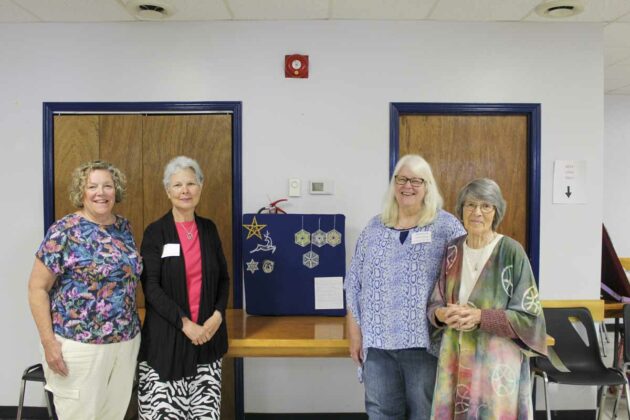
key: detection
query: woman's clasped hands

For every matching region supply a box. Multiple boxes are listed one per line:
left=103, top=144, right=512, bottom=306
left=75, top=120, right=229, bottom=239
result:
left=436, top=303, right=481, bottom=332
left=182, top=311, right=223, bottom=346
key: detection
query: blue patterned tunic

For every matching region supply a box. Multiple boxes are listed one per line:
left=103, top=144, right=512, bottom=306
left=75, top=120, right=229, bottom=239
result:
left=345, top=210, right=465, bottom=354
left=36, top=213, right=142, bottom=344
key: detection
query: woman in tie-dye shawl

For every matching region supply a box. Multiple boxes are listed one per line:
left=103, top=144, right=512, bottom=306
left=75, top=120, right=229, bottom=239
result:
left=427, top=178, right=547, bottom=420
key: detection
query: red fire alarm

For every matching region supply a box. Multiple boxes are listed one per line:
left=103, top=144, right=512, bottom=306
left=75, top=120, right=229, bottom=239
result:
left=285, top=54, right=309, bottom=78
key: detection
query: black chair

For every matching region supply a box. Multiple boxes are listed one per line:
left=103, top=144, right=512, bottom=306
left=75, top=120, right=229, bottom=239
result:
left=531, top=307, right=630, bottom=420
left=16, top=363, right=55, bottom=420
left=611, top=304, right=630, bottom=418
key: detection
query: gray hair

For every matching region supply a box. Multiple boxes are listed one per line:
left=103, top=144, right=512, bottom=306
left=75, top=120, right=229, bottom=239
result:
left=163, top=156, right=204, bottom=189
left=455, top=178, right=506, bottom=231
left=381, top=154, right=443, bottom=228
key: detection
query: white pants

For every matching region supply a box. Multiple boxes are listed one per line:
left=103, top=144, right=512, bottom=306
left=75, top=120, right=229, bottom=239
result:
left=42, top=334, right=140, bottom=420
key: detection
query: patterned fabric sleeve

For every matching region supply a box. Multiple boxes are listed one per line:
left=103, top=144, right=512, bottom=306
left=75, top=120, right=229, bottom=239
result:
left=503, top=240, right=548, bottom=356
left=345, top=225, right=369, bottom=326
left=35, top=220, right=69, bottom=276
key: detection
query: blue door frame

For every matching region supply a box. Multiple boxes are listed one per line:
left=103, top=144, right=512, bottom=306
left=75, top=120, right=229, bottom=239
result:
left=389, top=102, right=541, bottom=280
left=42, top=101, right=245, bottom=418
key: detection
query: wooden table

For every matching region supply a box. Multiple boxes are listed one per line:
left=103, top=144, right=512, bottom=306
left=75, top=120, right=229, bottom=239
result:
left=226, top=309, right=349, bottom=358
left=224, top=309, right=554, bottom=356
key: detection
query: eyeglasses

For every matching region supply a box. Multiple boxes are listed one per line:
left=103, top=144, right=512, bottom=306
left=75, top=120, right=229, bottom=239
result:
left=395, top=176, right=425, bottom=187
left=463, top=201, right=495, bottom=214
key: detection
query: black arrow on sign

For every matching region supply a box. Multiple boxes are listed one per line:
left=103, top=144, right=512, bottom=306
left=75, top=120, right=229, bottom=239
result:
left=565, top=186, right=572, bottom=198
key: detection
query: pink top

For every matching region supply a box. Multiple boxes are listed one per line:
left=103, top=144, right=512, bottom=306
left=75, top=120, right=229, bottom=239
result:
left=175, top=221, right=203, bottom=323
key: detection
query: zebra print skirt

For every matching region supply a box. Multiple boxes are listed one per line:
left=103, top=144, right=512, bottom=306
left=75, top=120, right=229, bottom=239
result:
left=138, top=360, right=222, bottom=419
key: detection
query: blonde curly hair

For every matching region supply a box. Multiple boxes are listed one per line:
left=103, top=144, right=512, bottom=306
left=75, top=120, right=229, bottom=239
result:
left=68, top=160, right=127, bottom=208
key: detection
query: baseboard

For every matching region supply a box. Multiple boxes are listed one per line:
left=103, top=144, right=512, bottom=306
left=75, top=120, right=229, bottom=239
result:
left=0, top=407, right=595, bottom=420
left=0, top=406, right=50, bottom=418
left=534, top=410, right=596, bottom=419
left=245, top=415, right=367, bottom=420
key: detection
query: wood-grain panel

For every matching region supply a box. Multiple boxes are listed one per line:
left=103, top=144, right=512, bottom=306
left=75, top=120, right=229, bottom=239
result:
left=400, top=114, right=527, bottom=247
left=53, top=115, right=99, bottom=219
left=99, top=115, right=144, bottom=245
left=141, top=114, right=234, bottom=419
left=99, top=115, right=146, bottom=309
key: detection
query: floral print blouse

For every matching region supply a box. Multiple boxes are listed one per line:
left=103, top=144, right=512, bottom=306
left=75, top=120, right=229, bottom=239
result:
left=36, top=213, right=142, bottom=344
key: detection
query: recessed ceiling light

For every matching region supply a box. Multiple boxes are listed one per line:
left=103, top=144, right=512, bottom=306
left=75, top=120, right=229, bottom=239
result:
left=125, top=0, right=175, bottom=21
left=535, top=0, right=584, bottom=19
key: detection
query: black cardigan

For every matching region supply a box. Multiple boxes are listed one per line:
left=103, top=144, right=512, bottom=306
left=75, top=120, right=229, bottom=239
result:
left=138, top=211, right=229, bottom=381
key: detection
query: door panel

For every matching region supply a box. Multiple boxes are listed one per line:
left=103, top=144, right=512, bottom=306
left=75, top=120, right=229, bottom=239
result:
left=53, top=115, right=99, bottom=220
left=399, top=114, right=528, bottom=247
left=100, top=115, right=144, bottom=244
left=53, top=113, right=235, bottom=419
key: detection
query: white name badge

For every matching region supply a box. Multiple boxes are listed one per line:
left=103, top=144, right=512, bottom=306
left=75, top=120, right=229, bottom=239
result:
left=161, top=243, right=181, bottom=258
left=411, top=231, right=432, bottom=244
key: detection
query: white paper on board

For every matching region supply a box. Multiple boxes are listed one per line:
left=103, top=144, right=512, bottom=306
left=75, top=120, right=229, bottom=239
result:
left=314, top=276, right=344, bottom=310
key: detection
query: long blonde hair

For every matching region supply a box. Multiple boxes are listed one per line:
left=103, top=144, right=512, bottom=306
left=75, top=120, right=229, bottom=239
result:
left=381, top=154, right=443, bottom=228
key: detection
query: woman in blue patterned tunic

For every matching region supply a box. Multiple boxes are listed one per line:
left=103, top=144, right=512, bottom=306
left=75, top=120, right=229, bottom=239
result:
left=345, top=154, right=465, bottom=420
left=28, top=160, right=141, bottom=420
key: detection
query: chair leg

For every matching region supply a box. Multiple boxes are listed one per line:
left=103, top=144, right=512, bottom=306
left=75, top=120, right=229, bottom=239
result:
left=16, top=378, right=26, bottom=420
left=624, top=380, right=630, bottom=420
left=596, top=385, right=607, bottom=420
left=600, top=322, right=608, bottom=357
left=541, top=372, right=551, bottom=420
left=44, top=389, right=54, bottom=420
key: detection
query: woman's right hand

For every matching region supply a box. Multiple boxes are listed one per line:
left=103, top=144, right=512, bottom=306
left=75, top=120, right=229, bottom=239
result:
left=347, top=313, right=364, bottom=365
left=42, top=337, right=68, bottom=376
left=182, top=317, right=209, bottom=345
left=437, top=304, right=464, bottom=329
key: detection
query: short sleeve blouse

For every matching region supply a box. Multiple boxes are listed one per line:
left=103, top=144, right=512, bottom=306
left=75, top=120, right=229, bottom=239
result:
left=36, top=213, right=142, bottom=344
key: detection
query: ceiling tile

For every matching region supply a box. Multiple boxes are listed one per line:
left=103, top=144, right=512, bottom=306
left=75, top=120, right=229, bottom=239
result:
left=14, top=0, right=133, bottom=22
left=227, top=0, right=329, bottom=20
left=165, top=0, right=231, bottom=20
left=603, top=0, right=630, bottom=21
left=605, top=77, right=630, bottom=91
left=0, top=0, right=38, bottom=21
left=430, top=0, right=540, bottom=21
left=607, top=83, right=630, bottom=94
left=331, top=0, right=435, bottom=20
left=605, top=57, right=630, bottom=80
left=605, top=46, right=630, bottom=65
left=604, top=22, right=630, bottom=47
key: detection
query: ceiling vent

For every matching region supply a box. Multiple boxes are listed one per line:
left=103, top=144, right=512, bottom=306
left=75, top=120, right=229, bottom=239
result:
left=124, top=0, right=175, bottom=20
left=535, top=0, right=584, bottom=18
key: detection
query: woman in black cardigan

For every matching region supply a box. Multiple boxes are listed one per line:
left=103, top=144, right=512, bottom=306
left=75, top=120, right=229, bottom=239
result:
left=138, top=156, right=229, bottom=419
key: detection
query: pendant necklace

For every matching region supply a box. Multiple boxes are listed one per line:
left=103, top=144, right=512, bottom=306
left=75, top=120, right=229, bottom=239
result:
left=181, top=221, right=195, bottom=240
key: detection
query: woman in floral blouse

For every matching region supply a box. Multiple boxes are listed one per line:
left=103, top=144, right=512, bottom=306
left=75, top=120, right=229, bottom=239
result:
left=28, top=160, right=141, bottom=420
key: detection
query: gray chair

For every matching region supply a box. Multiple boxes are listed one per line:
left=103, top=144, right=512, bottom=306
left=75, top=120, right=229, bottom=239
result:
left=16, top=363, right=54, bottom=420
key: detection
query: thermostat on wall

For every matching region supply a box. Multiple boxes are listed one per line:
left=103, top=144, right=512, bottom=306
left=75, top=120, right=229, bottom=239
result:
left=309, top=180, right=334, bottom=195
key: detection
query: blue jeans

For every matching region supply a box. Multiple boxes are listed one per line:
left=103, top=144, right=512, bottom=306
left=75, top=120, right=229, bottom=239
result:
left=363, top=347, right=437, bottom=420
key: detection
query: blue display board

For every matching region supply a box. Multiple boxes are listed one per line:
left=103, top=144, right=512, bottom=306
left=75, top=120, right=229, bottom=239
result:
left=241, top=213, right=346, bottom=316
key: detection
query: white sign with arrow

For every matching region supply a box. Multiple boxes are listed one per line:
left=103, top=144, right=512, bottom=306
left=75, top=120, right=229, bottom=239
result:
left=553, top=160, right=587, bottom=204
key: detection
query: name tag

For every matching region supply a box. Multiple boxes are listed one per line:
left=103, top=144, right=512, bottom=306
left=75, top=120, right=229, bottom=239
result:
left=411, top=231, right=432, bottom=244
left=161, top=243, right=181, bottom=258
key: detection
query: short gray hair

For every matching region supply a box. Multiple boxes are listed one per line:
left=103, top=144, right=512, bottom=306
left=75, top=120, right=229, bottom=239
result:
left=455, top=178, right=506, bottom=231
left=163, top=156, right=204, bottom=189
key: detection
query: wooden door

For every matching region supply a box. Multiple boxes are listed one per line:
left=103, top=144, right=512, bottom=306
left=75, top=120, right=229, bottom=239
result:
left=53, top=113, right=235, bottom=419
left=399, top=114, right=528, bottom=247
